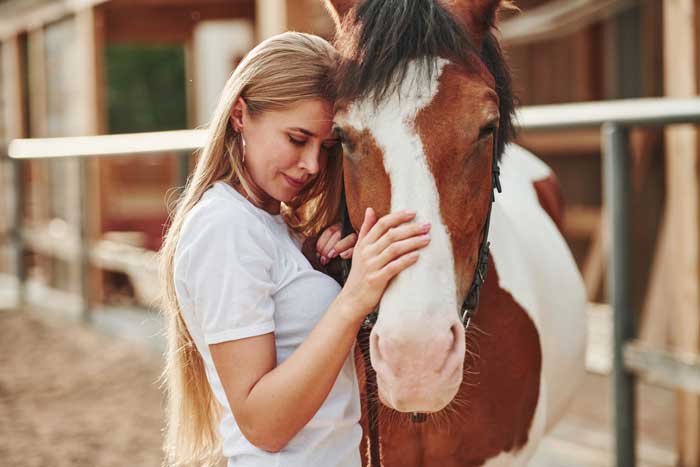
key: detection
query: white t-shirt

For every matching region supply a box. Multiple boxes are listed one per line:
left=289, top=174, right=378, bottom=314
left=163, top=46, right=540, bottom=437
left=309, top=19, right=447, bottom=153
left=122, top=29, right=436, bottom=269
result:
left=173, top=181, right=362, bottom=467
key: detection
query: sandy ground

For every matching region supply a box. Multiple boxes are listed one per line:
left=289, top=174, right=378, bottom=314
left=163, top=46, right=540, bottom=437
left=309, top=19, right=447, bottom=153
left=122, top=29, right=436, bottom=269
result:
left=0, top=307, right=675, bottom=467
left=0, top=309, right=166, bottom=467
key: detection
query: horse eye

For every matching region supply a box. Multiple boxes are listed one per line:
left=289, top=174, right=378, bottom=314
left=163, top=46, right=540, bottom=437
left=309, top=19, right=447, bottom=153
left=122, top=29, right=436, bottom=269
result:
left=478, top=122, right=497, bottom=140
left=335, top=128, right=356, bottom=154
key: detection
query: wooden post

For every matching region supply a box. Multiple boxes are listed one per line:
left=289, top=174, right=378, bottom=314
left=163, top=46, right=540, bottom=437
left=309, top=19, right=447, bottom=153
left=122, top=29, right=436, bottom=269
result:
left=255, top=0, right=287, bottom=41
left=255, top=0, right=333, bottom=41
left=26, top=27, right=53, bottom=286
left=2, top=35, right=27, bottom=309
left=75, top=6, right=106, bottom=318
left=663, top=0, right=700, bottom=465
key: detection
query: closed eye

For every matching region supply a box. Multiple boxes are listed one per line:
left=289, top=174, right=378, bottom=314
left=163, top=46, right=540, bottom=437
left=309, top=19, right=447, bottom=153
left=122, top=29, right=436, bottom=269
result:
left=288, top=135, right=307, bottom=146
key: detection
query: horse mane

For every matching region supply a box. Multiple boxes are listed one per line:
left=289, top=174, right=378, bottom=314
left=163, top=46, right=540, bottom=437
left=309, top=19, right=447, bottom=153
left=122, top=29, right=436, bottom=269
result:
left=333, top=0, right=517, bottom=159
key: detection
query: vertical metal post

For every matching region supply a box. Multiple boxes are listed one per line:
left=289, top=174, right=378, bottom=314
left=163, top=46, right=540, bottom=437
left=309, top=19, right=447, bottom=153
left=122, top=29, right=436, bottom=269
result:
left=11, top=158, right=25, bottom=310
left=603, top=123, right=636, bottom=467
left=78, top=158, right=91, bottom=322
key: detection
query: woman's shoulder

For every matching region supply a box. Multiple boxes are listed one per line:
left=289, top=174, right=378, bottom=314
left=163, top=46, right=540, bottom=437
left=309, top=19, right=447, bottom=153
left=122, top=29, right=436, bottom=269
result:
left=179, top=182, right=276, bottom=254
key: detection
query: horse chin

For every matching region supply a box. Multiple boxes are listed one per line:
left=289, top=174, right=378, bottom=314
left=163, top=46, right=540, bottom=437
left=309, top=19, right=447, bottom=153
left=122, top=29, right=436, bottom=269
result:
left=376, top=373, right=463, bottom=413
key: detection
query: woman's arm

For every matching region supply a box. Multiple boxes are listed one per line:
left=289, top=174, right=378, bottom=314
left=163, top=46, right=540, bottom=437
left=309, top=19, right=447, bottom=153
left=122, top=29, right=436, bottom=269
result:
left=209, top=208, right=431, bottom=452
left=209, top=291, right=362, bottom=452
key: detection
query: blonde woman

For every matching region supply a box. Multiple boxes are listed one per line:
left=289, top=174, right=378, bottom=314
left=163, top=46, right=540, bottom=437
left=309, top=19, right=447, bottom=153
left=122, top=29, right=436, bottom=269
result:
left=159, top=32, right=431, bottom=467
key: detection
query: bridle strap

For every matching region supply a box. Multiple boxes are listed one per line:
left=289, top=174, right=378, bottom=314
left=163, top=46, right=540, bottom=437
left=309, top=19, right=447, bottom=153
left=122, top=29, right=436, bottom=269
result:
left=461, top=128, right=501, bottom=326
left=338, top=130, right=502, bottom=466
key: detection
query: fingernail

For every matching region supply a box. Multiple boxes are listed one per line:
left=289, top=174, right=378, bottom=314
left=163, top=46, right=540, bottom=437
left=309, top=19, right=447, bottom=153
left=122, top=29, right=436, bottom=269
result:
left=340, top=250, right=351, bottom=258
left=321, top=256, right=328, bottom=265
left=329, top=249, right=337, bottom=258
left=422, top=234, right=431, bottom=241
left=421, top=222, right=432, bottom=231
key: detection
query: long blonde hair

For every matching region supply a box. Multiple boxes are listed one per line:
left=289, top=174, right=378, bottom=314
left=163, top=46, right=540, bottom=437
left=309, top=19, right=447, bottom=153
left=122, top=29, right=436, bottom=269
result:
left=158, top=32, right=341, bottom=467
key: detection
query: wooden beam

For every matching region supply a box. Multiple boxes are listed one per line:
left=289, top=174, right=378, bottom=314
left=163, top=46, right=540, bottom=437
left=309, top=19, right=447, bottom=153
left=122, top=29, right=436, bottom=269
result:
left=2, top=36, right=27, bottom=142
left=515, top=128, right=601, bottom=157
left=663, top=0, right=700, bottom=465
left=104, top=3, right=254, bottom=43
left=0, top=0, right=110, bottom=41
left=639, top=212, right=670, bottom=348
left=624, top=340, right=700, bottom=393
left=499, top=0, right=638, bottom=47
left=26, top=27, right=53, bottom=283
left=76, top=6, right=106, bottom=307
left=580, top=209, right=607, bottom=301
left=255, top=0, right=286, bottom=41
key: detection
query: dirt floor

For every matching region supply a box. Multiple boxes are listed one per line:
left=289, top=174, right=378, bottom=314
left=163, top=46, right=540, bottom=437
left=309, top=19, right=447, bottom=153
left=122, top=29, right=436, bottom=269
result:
left=0, top=307, right=676, bottom=467
left=0, top=309, right=166, bottom=467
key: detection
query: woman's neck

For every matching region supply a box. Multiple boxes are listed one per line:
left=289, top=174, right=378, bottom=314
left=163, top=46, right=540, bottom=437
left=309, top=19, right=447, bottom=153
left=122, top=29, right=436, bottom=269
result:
left=232, top=181, right=281, bottom=215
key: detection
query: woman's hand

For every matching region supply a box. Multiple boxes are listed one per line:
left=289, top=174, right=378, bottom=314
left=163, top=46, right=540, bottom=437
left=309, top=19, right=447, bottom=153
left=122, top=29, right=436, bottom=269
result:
left=339, top=207, right=431, bottom=321
left=316, top=223, right=358, bottom=265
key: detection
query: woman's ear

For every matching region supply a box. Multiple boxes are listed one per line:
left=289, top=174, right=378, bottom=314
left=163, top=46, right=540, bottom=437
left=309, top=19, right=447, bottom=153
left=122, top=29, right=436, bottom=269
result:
left=230, top=97, right=246, bottom=131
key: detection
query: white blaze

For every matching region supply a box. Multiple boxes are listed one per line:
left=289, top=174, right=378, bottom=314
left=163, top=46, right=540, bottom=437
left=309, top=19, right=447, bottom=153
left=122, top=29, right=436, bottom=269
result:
left=339, top=58, right=456, bottom=329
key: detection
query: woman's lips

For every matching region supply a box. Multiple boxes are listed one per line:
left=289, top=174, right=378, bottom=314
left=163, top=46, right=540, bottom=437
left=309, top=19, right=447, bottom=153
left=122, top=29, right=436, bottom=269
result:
left=282, top=173, right=305, bottom=189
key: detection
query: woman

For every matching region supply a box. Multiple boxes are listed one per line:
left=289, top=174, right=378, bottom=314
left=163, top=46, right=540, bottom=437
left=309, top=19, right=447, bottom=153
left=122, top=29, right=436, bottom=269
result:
left=159, top=32, right=431, bottom=467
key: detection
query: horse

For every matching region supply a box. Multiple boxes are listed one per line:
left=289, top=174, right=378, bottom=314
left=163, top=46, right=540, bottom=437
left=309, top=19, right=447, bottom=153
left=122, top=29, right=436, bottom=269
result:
left=323, top=1, right=588, bottom=466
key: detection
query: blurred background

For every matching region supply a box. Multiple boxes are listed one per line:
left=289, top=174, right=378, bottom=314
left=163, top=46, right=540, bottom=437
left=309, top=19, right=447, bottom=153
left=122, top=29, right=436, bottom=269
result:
left=0, top=0, right=698, bottom=466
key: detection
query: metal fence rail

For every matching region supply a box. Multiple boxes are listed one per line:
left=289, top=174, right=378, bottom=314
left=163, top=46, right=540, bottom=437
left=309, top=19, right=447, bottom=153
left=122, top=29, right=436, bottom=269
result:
left=517, top=96, right=700, bottom=467
left=6, top=96, right=700, bottom=466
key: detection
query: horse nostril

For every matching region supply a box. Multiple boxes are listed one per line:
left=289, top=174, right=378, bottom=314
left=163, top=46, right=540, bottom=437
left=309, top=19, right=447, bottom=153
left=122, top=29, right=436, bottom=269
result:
left=450, top=322, right=462, bottom=352
left=371, top=331, right=383, bottom=362
left=438, top=322, right=465, bottom=375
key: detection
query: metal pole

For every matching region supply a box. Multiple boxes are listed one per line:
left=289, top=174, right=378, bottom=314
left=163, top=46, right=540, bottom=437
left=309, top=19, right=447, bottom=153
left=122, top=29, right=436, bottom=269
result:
left=603, top=123, right=636, bottom=467
left=78, top=158, right=91, bottom=322
left=11, top=158, right=25, bottom=310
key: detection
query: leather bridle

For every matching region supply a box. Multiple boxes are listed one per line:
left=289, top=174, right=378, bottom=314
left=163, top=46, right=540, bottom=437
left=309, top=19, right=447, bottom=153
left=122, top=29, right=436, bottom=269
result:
left=337, top=129, right=502, bottom=467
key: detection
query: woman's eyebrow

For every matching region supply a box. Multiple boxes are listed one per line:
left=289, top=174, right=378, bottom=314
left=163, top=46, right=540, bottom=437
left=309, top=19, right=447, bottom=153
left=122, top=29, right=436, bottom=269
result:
left=288, top=127, right=316, bottom=137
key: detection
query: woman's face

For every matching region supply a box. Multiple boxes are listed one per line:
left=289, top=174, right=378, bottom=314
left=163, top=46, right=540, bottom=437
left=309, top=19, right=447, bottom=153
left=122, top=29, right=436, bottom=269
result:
left=236, top=98, right=338, bottom=212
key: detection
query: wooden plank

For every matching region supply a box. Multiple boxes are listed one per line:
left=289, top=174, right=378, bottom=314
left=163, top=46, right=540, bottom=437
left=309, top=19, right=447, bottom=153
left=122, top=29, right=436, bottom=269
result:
left=0, top=0, right=110, bottom=41
left=580, top=210, right=606, bottom=301
left=499, top=0, right=638, bottom=47
left=563, top=204, right=601, bottom=238
left=104, top=3, right=254, bottom=43
left=26, top=27, right=53, bottom=281
left=76, top=6, right=105, bottom=308
left=255, top=0, right=286, bottom=41
left=515, top=128, right=601, bottom=157
left=2, top=36, right=27, bottom=142
left=639, top=212, right=670, bottom=348
left=663, top=0, right=700, bottom=464
left=624, top=341, right=700, bottom=394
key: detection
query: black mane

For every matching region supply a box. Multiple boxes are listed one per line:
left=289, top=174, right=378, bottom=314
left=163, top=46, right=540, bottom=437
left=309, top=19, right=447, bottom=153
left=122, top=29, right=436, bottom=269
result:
left=333, top=0, right=517, bottom=158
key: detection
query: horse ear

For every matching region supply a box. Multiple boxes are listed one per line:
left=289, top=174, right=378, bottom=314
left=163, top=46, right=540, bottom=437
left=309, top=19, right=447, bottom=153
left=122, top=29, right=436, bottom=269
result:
left=441, top=0, right=515, bottom=46
left=323, top=0, right=360, bottom=29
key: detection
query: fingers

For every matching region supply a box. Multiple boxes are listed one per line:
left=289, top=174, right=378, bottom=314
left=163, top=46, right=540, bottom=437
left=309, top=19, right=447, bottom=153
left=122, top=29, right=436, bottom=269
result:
left=371, top=221, right=431, bottom=257
left=373, top=232, right=430, bottom=269
left=358, top=207, right=377, bottom=241
left=339, top=247, right=354, bottom=259
left=333, top=233, right=358, bottom=257
left=379, top=250, right=420, bottom=279
left=316, top=223, right=340, bottom=259
left=364, top=210, right=416, bottom=244
left=321, top=230, right=342, bottom=258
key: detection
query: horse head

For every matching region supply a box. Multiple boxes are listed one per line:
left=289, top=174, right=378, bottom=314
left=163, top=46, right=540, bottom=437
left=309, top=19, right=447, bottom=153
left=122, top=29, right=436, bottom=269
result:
left=327, top=0, right=516, bottom=413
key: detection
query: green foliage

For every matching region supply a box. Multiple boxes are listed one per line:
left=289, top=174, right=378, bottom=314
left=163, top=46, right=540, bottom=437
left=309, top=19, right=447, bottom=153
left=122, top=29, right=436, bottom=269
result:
left=106, top=44, right=187, bottom=134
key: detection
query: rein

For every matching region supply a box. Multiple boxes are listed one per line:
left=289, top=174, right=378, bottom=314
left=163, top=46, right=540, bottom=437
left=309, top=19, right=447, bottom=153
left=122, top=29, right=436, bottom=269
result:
left=338, top=130, right=502, bottom=467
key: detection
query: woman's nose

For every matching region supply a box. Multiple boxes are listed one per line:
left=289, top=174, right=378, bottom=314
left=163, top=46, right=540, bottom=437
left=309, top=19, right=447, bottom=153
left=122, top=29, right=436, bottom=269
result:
left=299, top=146, right=320, bottom=174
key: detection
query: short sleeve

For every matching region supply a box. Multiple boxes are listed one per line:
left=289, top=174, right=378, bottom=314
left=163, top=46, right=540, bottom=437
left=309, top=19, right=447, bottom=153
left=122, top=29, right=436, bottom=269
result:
left=178, top=203, right=277, bottom=344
